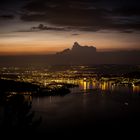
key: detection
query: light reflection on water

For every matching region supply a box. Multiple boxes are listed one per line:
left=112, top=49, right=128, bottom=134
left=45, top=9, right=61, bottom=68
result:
left=30, top=78, right=140, bottom=132
left=31, top=78, right=140, bottom=111
left=133, top=85, right=140, bottom=93
left=46, top=78, right=140, bottom=94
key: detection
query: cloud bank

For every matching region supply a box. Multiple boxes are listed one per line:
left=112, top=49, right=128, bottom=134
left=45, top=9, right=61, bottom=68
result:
left=20, top=0, right=140, bottom=32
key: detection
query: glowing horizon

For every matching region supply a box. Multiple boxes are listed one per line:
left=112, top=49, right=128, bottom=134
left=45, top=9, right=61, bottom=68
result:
left=0, top=0, right=140, bottom=55
left=0, top=30, right=140, bottom=55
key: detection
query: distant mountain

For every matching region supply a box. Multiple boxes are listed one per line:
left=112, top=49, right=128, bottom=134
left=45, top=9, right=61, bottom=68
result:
left=54, top=42, right=140, bottom=65
left=56, top=42, right=96, bottom=55
left=0, top=42, right=140, bottom=66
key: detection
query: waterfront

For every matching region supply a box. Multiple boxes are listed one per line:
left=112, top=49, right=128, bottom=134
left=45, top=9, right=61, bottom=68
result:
left=31, top=87, right=140, bottom=134
left=0, top=65, right=140, bottom=134
left=0, top=65, right=140, bottom=94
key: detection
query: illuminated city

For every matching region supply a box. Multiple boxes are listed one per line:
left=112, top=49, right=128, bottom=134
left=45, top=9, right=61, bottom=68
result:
left=0, top=0, right=140, bottom=136
left=0, top=65, right=140, bottom=94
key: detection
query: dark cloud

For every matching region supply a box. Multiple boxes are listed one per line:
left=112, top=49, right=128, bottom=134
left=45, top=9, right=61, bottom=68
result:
left=1, top=0, right=140, bottom=32
left=30, top=24, right=67, bottom=31
left=0, top=14, right=15, bottom=20
left=71, top=33, right=80, bottom=36
left=0, top=0, right=29, bottom=19
left=0, top=0, right=29, bottom=5
left=120, top=30, right=134, bottom=33
left=21, top=0, right=112, bottom=29
left=19, top=0, right=140, bottom=32
left=113, top=6, right=140, bottom=17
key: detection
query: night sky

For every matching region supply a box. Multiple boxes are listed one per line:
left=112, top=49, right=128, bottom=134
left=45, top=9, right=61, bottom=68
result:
left=0, top=0, right=140, bottom=55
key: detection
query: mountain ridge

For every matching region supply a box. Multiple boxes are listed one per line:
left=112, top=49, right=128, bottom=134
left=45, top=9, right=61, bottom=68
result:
left=0, top=42, right=140, bottom=66
left=56, top=42, right=96, bottom=55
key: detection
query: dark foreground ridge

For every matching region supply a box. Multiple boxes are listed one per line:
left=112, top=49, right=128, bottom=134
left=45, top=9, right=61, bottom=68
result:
left=0, top=79, right=75, bottom=97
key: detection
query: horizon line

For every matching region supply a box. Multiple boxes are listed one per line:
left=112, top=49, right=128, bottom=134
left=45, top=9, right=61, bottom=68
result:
left=0, top=49, right=140, bottom=56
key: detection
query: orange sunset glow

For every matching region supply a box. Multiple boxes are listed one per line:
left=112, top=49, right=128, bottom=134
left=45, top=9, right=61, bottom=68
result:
left=0, top=0, right=140, bottom=136
left=0, top=30, right=140, bottom=55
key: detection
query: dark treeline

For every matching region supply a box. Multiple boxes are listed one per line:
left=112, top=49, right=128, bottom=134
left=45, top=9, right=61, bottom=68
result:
left=0, top=79, right=39, bottom=93
left=0, top=79, right=76, bottom=97
left=0, top=94, right=42, bottom=131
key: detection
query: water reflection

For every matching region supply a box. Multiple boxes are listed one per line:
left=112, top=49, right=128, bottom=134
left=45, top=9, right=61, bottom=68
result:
left=133, top=85, right=140, bottom=93
left=29, top=78, right=140, bottom=133
left=63, top=78, right=140, bottom=93
left=73, top=79, right=140, bottom=93
left=31, top=84, right=140, bottom=133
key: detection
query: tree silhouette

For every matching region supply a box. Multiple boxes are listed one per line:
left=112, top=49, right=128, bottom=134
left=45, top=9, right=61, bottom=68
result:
left=2, top=94, right=42, bottom=132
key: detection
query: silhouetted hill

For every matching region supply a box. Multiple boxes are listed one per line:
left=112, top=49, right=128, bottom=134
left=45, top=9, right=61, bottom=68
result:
left=56, top=42, right=96, bottom=55
left=0, top=42, right=140, bottom=66
left=55, top=42, right=140, bottom=65
left=0, top=79, right=39, bottom=93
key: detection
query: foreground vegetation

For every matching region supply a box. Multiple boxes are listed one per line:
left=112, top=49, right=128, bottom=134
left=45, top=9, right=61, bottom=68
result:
left=0, top=79, right=78, bottom=98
